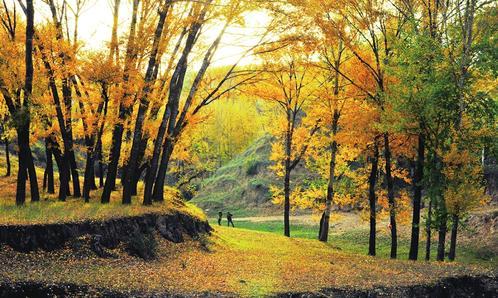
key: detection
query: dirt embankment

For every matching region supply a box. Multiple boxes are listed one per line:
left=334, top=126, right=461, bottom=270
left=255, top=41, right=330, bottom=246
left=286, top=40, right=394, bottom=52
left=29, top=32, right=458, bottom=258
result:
left=0, top=212, right=211, bottom=252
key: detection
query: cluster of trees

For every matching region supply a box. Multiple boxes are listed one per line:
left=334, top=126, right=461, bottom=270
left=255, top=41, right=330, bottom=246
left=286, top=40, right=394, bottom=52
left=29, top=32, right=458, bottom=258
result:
left=0, top=0, right=277, bottom=205
left=260, top=0, right=496, bottom=262
left=0, top=0, right=495, bottom=264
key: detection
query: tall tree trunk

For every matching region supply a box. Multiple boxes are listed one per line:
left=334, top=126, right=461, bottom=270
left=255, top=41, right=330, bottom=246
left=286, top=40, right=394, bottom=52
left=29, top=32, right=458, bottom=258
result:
left=44, top=137, right=55, bottom=194
left=150, top=4, right=211, bottom=203
left=52, top=141, right=70, bottom=200
left=4, top=138, right=10, bottom=177
left=383, top=133, right=397, bottom=259
left=16, top=128, right=28, bottom=205
left=144, top=106, right=170, bottom=204
left=409, top=133, right=425, bottom=260
left=437, top=210, right=447, bottom=261
left=101, top=124, right=124, bottom=203
left=82, top=137, right=95, bottom=202
left=109, top=0, right=121, bottom=63
left=152, top=141, right=173, bottom=202
left=448, top=213, right=459, bottom=261
left=101, top=0, right=139, bottom=204
left=283, top=106, right=293, bottom=238
left=16, top=0, right=39, bottom=204
left=319, top=111, right=339, bottom=242
left=425, top=198, right=432, bottom=261
left=368, top=139, right=379, bottom=256
left=122, top=2, right=169, bottom=204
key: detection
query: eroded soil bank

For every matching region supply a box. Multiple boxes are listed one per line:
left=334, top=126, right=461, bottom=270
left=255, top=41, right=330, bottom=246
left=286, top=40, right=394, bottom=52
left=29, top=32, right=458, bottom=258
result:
left=0, top=212, right=211, bottom=252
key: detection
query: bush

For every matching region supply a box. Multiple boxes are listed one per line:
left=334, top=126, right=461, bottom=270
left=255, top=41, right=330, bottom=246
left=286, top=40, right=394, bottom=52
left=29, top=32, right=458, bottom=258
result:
left=126, top=229, right=158, bottom=260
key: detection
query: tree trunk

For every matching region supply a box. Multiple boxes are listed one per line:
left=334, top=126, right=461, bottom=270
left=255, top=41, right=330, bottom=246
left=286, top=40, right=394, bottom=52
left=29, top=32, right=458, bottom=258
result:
left=448, top=213, right=459, bottom=261
left=144, top=106, right=171, bottom=204
left=437, top=210, right=447, bottom=261
left=15, top=128, right=28, bottom=205
left=101, top=0, right=139, bottom=204
left=425, top=198, right=432, bottom=261
left=44, top=137, right=55, bottom=194
left=368, top=139, right=379, bottom=256
left=5, top=138, right=10, bottom=177
left=122, top=2, right=169, bottom=204
left=16, top=0, right=39, bottom=204
left=101, top=124, right=124, bottom=203
left=383, top=133, right=397, bottom=259
left=409, top=133, right=425, bottom=260
left=283, top=165, right=291, bottom=237
left=52, top=142, right=70, bottom=200
left=82, top=139, right=94, bottom=202
left=319, top=111, right=339, bottom=242
left=150, top=7, right=210, bottom=203
left=152, top=141, right=173, bottom=202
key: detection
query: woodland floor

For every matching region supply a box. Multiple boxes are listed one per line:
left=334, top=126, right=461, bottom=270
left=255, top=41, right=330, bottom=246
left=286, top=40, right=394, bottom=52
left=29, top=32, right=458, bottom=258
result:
left=0, top=154, right=205, bottom=225
left=223, top=210, right=498, bottom=268
left=0, top=226, right=494, bottom=297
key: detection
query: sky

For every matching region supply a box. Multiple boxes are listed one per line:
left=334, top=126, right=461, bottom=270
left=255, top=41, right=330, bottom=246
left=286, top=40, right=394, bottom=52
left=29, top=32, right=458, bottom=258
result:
left=27, top=0, right=272, bottom=67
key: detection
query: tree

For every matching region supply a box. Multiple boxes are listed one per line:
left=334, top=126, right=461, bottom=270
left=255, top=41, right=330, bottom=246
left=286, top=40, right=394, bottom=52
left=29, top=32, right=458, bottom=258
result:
left=253, top=45, right=320, bottom=237
left=0, top=0, right=40, bottom=204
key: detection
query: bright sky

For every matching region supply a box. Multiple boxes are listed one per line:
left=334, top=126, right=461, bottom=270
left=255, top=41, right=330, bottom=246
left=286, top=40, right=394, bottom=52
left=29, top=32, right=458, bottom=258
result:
left=30, top=0, right=271, bottom=67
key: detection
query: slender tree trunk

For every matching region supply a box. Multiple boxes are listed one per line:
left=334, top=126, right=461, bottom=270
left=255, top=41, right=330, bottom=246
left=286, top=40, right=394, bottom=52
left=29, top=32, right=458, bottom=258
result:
left=383, top=133, right=397, bottom=259
left=4, top=138, right=10, bottom=177
left=122, top=2, right=169, bottom=204
left=152, top=141, right=173, bottom=202
left=16, top=128, right=28, bottom=205
left=144, top=106, right=171, bottom=204
left=409, top=133, right=425, bottom=260
left=425, top=198, right=432, bottom=261
left=52, top=142, right=70, bottom=200
left=16, top=0, right=39, bottom=204
left=448, top=213, right=459, bottom=261
left=368, top=139, right=379, bottom=256
left=101, top=124, right=124, bottom=203
left=437, top=210, right=447, bottom=261
left=150, top=6, right=210, bottom=203
left=101, top=0, right=139, bottom=204
left=83, top=137, right=94, bottom=202
left=283, top=166, right=291, bottom=237
left=44, top=137, right=55, bottom=194
left=283, top=107, right=293, bottom=238
left=319, top=111, right=339, bottom=242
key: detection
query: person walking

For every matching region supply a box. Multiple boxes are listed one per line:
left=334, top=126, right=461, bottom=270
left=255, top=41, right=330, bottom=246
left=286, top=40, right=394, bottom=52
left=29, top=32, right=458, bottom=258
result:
left=227, top=212, right=234, bottom=227
left=218, top=211, right=223, bottom=226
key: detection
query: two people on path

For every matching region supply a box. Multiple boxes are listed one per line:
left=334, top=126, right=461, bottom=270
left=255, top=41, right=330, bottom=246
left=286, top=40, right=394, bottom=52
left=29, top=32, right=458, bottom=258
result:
left=218, top=211, right=235, bottom=227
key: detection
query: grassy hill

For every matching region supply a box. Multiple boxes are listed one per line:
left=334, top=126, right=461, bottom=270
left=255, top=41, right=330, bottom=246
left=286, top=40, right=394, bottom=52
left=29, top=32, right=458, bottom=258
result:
left=191, top=135, right=278, bottom=217
left=191, top=135, right=314, bottom=217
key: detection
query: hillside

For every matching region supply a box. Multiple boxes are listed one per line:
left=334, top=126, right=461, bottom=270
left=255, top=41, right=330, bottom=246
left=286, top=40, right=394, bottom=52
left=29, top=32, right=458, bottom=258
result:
left=191, top=135, right=314, bottom=217
left=191, top=135, right=278, bottom=217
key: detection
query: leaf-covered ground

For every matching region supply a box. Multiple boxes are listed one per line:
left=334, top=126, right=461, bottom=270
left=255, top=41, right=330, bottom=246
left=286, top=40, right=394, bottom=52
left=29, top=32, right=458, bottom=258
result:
left=0, top=226, right=493, bottom=297
left=0, top=154, right=205, bottom=225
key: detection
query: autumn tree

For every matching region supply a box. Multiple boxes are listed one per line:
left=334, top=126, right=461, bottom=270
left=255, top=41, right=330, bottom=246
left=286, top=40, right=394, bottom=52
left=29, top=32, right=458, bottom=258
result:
left=253, top=44, right=320, bottom=237
left=0, top=0, right=40, bottom=204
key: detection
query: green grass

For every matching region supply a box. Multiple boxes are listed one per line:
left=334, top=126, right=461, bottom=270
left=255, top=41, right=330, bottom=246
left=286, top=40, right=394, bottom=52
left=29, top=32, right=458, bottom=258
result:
left=212, top=217, right=498, bottom=268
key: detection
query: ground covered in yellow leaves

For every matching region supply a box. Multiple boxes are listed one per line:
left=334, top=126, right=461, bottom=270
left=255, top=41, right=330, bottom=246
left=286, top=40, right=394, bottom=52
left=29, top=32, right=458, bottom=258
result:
left=0, top=226, right=493, bottom=297
left=0, top=156, right=205, bottom=225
